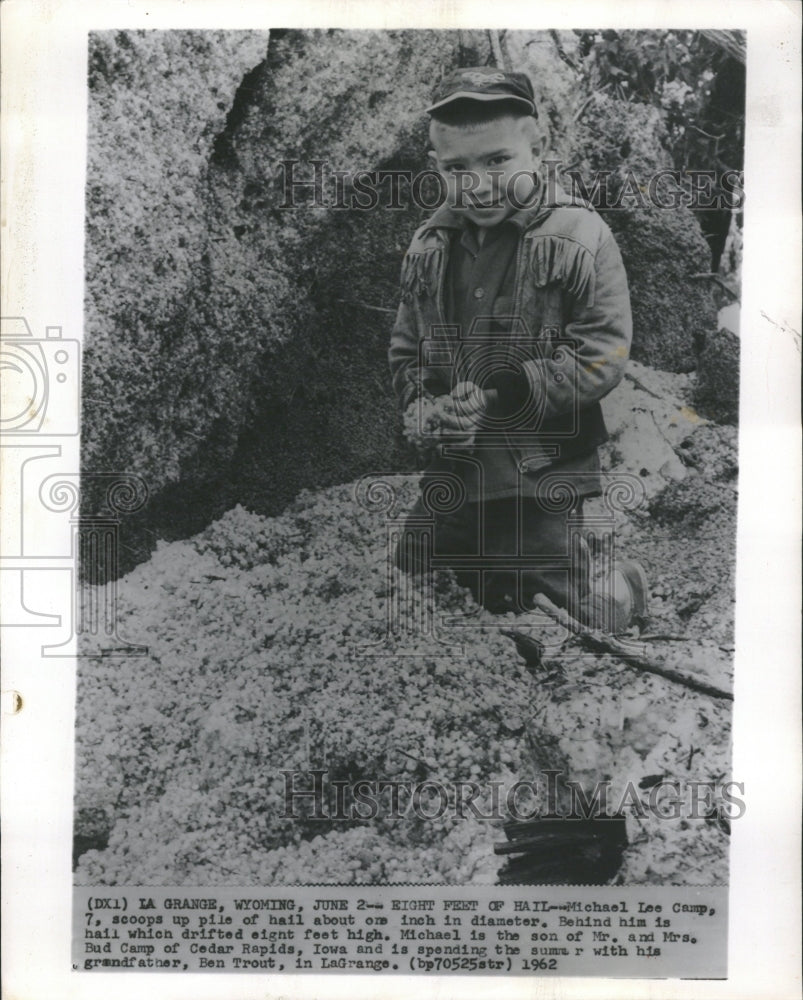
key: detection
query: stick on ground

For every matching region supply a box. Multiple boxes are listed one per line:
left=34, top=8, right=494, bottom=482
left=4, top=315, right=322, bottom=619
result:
left=522, top=593, right=733, bottom=701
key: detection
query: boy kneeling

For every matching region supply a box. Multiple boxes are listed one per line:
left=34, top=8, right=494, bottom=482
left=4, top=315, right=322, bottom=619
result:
left=389, top=67, right=647, bottom=631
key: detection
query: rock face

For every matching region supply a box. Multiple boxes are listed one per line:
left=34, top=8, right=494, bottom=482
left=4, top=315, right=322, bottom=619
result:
left=605, top=207, right=716, bottom=372
left=82, top=29, right=720, bottom=569
left=82, top=28, right=465, bottom=560
left=82, top=30, right=270, bottom=499
left=190, top=28, right=462, bottom=517
left=562, top=91, right=716, bottom=372
left=693, top=326, right=740, bottom=424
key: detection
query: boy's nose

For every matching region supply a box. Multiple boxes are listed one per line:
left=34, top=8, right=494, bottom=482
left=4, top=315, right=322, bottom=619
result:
left=480, top=171, right=506, bottom=201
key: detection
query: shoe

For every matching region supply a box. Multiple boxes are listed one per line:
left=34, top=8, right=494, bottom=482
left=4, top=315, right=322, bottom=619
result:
left=610, top=559, right=650, bottom=633
left=578, top=559, right=649, bottom=633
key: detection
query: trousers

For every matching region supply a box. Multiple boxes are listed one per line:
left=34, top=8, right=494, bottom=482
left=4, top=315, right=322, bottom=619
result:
left=394, top=494, right=591, bottom=615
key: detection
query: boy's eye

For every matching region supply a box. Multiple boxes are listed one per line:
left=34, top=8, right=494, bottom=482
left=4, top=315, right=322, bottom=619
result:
left=488, top=155, right=511, bottom=166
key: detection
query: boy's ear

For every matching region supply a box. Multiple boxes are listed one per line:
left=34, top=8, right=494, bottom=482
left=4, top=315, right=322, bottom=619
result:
left=427, top=149, right=439, bottom=170
left=531, top=133, right=548, bottom=158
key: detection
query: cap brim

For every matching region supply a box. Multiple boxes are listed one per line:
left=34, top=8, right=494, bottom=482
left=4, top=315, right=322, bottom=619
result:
left=426, top=91, right=535, bottom=115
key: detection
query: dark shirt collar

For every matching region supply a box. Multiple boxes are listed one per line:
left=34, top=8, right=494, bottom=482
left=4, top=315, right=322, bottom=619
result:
left=458, top=217, right=517, bottom=255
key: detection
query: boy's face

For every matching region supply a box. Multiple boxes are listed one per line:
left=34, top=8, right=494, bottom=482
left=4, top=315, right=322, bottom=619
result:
left=430, top=115, right=544, bottom=227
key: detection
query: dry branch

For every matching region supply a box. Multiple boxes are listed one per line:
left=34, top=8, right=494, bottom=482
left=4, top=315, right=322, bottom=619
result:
left=512, top=593, right=734, bottom=701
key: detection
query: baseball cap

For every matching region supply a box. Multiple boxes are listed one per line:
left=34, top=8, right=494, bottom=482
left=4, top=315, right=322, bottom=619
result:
left=427, top=66, right=537, bottom=117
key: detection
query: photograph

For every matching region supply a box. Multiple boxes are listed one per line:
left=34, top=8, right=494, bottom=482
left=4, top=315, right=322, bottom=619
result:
left=72, top=27, right=744, bottom=890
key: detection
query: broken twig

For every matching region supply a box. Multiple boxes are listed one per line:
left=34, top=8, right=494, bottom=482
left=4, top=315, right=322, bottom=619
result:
left=530, top=593, right=733, bottom=701
left=622, top=370, right=664, bottom=400
left=690, top=272, right=740, bottom=302
left=335, top=297, right=396, bottom=315
left=549, top=29, right=578, bottom=71
left=573, top=93, right=597, bottom=123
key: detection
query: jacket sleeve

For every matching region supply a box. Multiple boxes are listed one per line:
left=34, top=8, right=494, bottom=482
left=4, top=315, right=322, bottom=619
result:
left=487, top=233, right=632, bottom=420
left=388, top=251, right=452, bottom=410
left=388, top=292, right=421, bottom=412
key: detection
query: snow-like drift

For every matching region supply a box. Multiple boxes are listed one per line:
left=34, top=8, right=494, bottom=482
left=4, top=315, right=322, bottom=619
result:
left=75, top=370, right=736, bottom=887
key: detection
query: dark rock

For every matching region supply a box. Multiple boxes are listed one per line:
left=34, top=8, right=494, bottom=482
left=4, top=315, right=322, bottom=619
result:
left=675, top=423, right=738, bottom=481
left=566, top=90, right=672, bottom=184
left=648, top=476, right=736, bottom=530
left=604, top=207, right=718, bottom=372
left=693, top=326, right=740, bottom=424
left=82, top=28, right=464, bottom=570
left=559, top=92, right=718, bottom=372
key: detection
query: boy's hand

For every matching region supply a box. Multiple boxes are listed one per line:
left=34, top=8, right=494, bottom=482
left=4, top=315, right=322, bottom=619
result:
left=402, top=392, right=476, bottom=450
left=402, top=381, right=501, bottom=452
left=439, top=380, right=495, bottom=432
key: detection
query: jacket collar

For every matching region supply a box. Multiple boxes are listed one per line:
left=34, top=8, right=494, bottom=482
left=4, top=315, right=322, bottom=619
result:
left=420, top=176, right=592, bottom=235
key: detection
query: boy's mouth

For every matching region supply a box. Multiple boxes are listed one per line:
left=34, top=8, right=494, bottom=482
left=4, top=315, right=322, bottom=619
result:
left=471, top=205, right=507, bottom=217
left=467, top=199, right=505, bottom=210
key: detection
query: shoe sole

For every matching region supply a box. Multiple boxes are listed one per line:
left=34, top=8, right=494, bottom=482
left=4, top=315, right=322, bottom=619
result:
left=617, top=559, right=650, bottom=628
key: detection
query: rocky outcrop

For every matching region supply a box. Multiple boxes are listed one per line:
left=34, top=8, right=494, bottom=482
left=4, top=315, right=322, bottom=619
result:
left=82, top=30, right=270, bottom=495
left=693, top=326, right=740, bottom=424
left=82, top=29, right=462, bottom=561
left=560, top=86, right=717, bottom=372
left=606, top=206, right=716, bottom=372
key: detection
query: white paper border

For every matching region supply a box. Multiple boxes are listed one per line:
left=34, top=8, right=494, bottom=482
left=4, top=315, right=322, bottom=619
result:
left=1, top=1, right=800, bottom=998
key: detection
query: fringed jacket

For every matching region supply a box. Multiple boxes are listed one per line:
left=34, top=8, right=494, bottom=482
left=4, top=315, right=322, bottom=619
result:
left=388, top=183, right=633, bottom=496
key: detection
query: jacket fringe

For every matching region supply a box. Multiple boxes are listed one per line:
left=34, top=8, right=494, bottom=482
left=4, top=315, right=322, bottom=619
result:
left=525, top=235, right=596, bottom=309
left=400, top=248, right=442, bottom=303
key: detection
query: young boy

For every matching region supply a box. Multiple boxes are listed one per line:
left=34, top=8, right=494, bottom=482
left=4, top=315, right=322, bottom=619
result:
left=389, top=66, right=648, bottom=631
